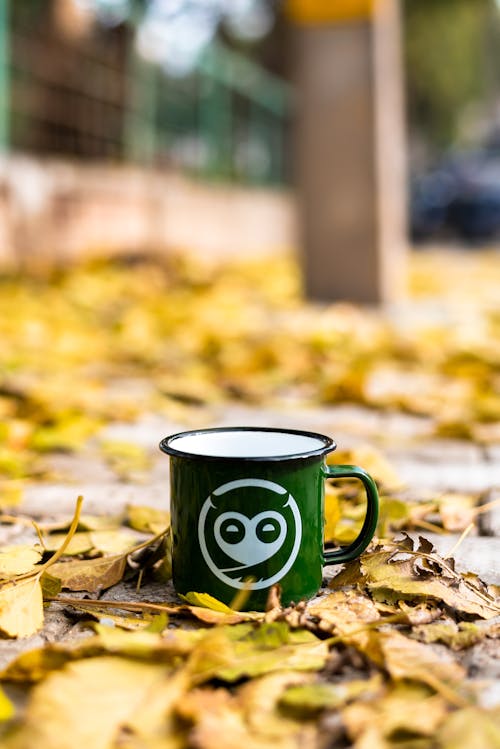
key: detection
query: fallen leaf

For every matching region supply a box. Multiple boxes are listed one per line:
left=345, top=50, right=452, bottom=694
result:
left=89, top=529, right=139, bottom=555
left=279, top=676, right=382, bottom=716
left=0, top=576, right=44, bottom=638
left=186, top=623, right=329, bottom=685
left=0, top=545, right=43, bottom=578
left=308, top=590, right=380, bottom=633
left=378, top=629, right=466, bottom=692
left=121, top=668, right=189, bottom=748
left=100, top=440, right=151, bottom=480
left=238, top=671, right=315, bottom=737
left=438, top=706, right=500, bottom=749
left=438, top=492, right=478, bottom=532
left=40, top=572, right=62, bottom=599
left=177, top=686, right=317, bottom=749
left=377, top=496, right=411, bottom=537
left=181, top=591, right=237, bottom=613
left=50, top=554, right=127, bottom=592
left=413, top=620, right=489, bottom=650
left=92, top=623, right=204, bottom=661
left=78, top=514, right=124, bottom=531
left=0, top=480, right=24, bottom=508
left=177, top=593, right=262, bottom=624
left=126, top=504, right=170, bottom=534
left=0, top=643, right=81, bottom=683
left=342, top=682, right=448, bottom=745
left=0, top=687, right=15, bottom=721
left=42, top=532, right=93, bottom=556
left=328, top=445, right=403, bottom=491
left=361, top=541, right=500, bottom=619
left=323, top=485, right=341, bottom=543
left=4, top=656, right=170, bottom=749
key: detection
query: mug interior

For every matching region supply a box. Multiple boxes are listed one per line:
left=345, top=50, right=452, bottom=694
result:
left=162, top=428, right=335, bottom=460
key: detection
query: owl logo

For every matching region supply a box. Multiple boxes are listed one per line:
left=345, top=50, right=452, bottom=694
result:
left=198, top=478, right=302, bottom=590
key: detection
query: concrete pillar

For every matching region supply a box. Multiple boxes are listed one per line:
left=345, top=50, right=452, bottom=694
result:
left=290, top=0, right=407, bottom=304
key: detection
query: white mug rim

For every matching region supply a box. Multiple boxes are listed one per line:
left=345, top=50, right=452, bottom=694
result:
left=159, top=426, right=336, bottom=462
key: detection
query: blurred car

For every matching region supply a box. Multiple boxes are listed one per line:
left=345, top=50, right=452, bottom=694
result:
left=410, top=139, right=500, bottom=243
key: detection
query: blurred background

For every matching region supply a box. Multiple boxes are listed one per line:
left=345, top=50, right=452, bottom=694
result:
left=0, top=0, right=500, bottom=294
left=0, top=0, right=500, bottom=511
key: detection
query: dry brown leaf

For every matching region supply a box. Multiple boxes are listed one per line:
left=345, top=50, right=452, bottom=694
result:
left=238, top=671, right=315, bottom=737
left=88, top=529, right=139, bottom=555
left=50, top=553, right=127, bottom=592
left=308, top=590, right=380, bottom=632
left=361, top=541, right=500, bottom=620
left=342, top=682, right=448, bottom=746
left=378, top=629, right=465, bottom=690
left=177, top=687, right=316, bottom=749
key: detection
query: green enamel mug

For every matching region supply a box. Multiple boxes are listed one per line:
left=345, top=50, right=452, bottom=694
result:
left=160, top=427, right=379, bottom=610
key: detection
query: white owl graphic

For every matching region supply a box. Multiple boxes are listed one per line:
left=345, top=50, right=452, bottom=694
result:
left=198, top=478, right=302, bottom=590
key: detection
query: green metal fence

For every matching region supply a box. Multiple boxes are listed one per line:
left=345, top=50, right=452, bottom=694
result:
left=0, top=0, right=292, bottom=186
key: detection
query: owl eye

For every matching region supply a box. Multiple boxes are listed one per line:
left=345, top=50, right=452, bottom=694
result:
left=220, top=517, right=245, bottom=544
left=256, top=517, right=282, bottom=544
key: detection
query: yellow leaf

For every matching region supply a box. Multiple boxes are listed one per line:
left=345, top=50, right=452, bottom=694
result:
left=0, top=545, right=43, bottom=577
left=177, top=686, right=316, bottom=749
left=100, top=440, right=151, bottom=480
left=187, top=623, right=329, bottom=684
left=279, top=675, right=382, bottom=716
left=379, top=630, right=465, bottom=689
left=413, top=620, right=488, bottom=651
left=6, top=656, right=170, bottom=749
left=361, top=543, right=500, bottom=619
left=89, top=529, right=139, bottom=555
left=181, top=591, right=237, bottom=613
left=324, top=485, right=341, bottom=543
left=342, top=682, right=448, bottom=745
left=239, top=671, right=314, bottom=735
left=183, top=605, right=263, bottom=625
left=92, top=623, right=203, bottom=661
left=126, top=504, right=170, bottom=534
left=438, top=706, right=500, bottom=749
left=328, top=445, right=402, bottom=490
left=43, top=532, right=93, bottom=556
left=123, top=669, right=189, bottom=746
left=438, top=492, right=477, bottom=532
left=0, top=480, right=24, bottom=508
left=0, top=687, right=15, bottom=721
left=0, top=576, right=44, bottom=638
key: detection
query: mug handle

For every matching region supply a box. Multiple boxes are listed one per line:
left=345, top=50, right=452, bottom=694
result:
left=322, top=464, right=379, bottom=565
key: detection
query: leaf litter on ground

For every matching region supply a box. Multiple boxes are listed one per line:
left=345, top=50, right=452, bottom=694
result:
left=0, top=495, right=498, bottom=748
left=1, top=252, right=500, bottom=498
left=1, top=253, right=500, bottom=744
